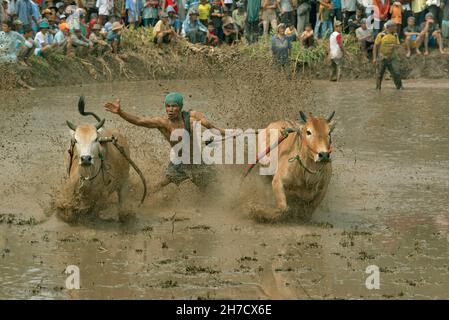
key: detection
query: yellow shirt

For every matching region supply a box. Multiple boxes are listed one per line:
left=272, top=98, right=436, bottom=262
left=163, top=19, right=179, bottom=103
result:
left=374, top=32, right=400, bottom=58
left=198, top=3, right=211, bottom=20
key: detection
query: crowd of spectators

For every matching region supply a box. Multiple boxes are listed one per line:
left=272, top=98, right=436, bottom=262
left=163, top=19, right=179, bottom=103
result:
left=0, top=0, right=448, bottom=67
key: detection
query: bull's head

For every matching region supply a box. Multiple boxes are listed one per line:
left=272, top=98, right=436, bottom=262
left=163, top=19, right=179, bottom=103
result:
left=298, top=111, right=336, bottom=163
left=66, top=119, right=105, bottom=167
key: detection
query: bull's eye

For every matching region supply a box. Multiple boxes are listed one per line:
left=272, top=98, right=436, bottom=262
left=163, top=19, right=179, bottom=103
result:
left=306, top=129, right=312, bottom=136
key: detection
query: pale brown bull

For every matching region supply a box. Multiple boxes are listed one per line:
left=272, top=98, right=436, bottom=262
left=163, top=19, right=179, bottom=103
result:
left=252, top=111, right=336, bottom=221
left=59, top=97, right=131, bottom=223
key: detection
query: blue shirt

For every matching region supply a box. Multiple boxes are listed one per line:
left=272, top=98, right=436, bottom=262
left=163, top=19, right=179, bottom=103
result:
left=182, top=18, right=207, bottom=36
left=271, top=34, right=294, bottom=65
left=332, top=0, right=341, bottom=9
left=16, top=0, right=33, bottom=25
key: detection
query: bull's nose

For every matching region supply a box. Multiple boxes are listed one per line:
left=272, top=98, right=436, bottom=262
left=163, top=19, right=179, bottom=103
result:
left=318, top=152, right=330, bottom=162
left=80, top=155, right=92, bottom=165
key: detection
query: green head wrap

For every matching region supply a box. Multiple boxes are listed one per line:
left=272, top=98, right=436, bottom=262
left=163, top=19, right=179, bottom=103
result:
left=164, top=92, right=184, bottom=109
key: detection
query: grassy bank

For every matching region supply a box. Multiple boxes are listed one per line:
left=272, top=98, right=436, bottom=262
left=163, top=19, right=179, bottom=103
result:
left=1, top=28, right=448, bottom=90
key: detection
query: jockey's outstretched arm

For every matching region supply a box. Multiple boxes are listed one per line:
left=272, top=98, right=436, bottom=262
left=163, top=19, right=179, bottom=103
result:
left=104, top=99, right=164, bottom=129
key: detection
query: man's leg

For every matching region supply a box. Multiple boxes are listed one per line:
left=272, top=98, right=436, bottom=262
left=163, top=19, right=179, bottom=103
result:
left=388, top=58, right=403, bottom=89
left=376, top=58, right=387, bottom=90
left=424, top=33, right=429, bottom=55
left=433, top=31, right=445, bottom=53
left=405, top=36, right=412, bottom=57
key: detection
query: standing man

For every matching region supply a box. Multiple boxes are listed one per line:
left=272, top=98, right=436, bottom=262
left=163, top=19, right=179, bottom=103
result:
left=329, top=20, right=344, bottom=81
left=373, top=20, right=403, bottom=90
left=245, top=0, right=262, bottom=44
left=15, top=0, right=33, bottom=30
left=103, top=93, right=230, bottom=192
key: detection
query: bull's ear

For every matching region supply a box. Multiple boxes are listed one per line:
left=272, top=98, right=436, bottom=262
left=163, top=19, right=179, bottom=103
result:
left=329, top=120, right=337, bottom=133
left=96, top=118, right=105, bottom=130
left=66, top=121, right=76, bottom=131
left=299, top=111, right=308, bottom=123
left=327, top=111, right=336, bottom=123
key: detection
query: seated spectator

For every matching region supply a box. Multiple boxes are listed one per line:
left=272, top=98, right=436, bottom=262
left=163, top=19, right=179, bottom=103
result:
left=167, top=5, right=182, bottom=34
left=0, top=19, right=25, bottom=63
left=403, top=16, right=421, bottom=58
left=107, top=21, right=122, bottom=53
left=348, top=7, right=365, bottom=35
left=232, top=1, right=245, bottom=30
left=206, top=21, right=219, bottom=46
left=285, top=22, right=298, bottom=37
left=222, top=15, right=240, bottom=45
left=13, top=19, right=23, bottom=33
left=71, top=25, right=93, bottom=56
left=182, top=9, right=207, bottom=44
left=154, top=12, right=176, bottom=47
left=355, top=18, right=374, bottom=58
left=89, top=23, right=110, bottom=55
left=299, top=22, right=315, bottom=48
left=142, top=0, right=159, bottom=27
left=17, top=25, right=36, bottom=63
left=34, top=20, right=56, bottom=57
left=48, top=15, right=59, bottom=35
left=417, top=12, right=444, bottom=55
left=54, top=21, right=72, bottom=54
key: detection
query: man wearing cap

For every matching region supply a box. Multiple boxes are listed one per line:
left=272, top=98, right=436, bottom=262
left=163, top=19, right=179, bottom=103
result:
left=106, top=20, right=122, bottom=53
left=89, top=23, right=109, bottom=55
left=34, top=19, right=56, bottom=56
left=417, top=12, right=444, bottom=55
left=182, top=9, right=207, bottom=44
left=103, top=92, right=231, bottom=192
left=373, top=20, right=402, bottom=90
left=71, top=25, right=93, bottom=56
left=355, top=18, right=374, bottom=58
left=167, top=5, right=182, bottom=34
left=154, top=12, right=176, bottom=47
left=232, top=1, right=245, bottom=30
left=329, top=20, right=344, bottom=81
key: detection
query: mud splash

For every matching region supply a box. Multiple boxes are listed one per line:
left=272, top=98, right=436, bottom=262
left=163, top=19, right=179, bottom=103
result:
left=1, top=78, right=449, bottom=299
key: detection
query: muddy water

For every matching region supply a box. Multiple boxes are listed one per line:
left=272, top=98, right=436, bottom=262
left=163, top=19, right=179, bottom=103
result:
left=1, top=79, right=449, bottom=299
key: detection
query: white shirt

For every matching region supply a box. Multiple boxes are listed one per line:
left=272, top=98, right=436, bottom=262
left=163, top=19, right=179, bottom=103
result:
left=34, top=31, right=53, bottom=47
left=329, top=31, right=343, bottom=59
left=96, top=0, right=114, bottom=16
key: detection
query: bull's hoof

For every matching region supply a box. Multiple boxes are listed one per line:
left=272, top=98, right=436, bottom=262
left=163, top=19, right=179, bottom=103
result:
left=118, top=211, right=136, bottom=224
left=249, top=205, right=287, bottom=223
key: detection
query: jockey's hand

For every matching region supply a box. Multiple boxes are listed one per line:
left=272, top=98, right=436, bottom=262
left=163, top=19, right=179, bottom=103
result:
left=104, top=99, right=121, bottom=114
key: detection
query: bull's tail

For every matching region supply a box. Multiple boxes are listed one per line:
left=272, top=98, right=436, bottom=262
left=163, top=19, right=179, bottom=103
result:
left=78, top=96, right=102, bottom=122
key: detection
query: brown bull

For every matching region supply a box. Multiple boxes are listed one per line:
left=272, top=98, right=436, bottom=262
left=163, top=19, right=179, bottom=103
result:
left=253, top=111, right=336, bottom=221
left=59, top=97, right=130, bottom=223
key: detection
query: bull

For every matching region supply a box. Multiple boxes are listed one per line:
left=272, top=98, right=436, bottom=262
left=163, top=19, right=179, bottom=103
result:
left=59, top=97, right=131, bottom=223
left=251, top=111, right=336, bottom=221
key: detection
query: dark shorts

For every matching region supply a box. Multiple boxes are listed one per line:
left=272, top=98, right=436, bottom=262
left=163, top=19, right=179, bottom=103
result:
left=154, top=33, right=171, bottom=44
left=165, top=162, right=216, bottom=189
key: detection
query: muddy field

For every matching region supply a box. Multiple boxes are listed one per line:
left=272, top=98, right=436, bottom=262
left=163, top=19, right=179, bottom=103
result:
left=1, top=78, right=449, bottom=299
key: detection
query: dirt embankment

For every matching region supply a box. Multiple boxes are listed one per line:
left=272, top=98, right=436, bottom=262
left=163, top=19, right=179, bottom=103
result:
left=1, top=29, right=449, bottom=90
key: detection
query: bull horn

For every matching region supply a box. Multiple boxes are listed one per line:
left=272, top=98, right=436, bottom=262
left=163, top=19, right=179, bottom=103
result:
left=78, top=96, right=102, bottom=122
left=66, top=121, right=77, bottom=131
left=327, top=111, right=336, bottom=123
left=96, top=118, right=106, bottom=130
left=299, top=111, right=308, bottom=123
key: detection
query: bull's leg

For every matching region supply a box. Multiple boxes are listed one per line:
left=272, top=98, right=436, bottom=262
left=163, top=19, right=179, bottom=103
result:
left=272, top=176, right=289, bottom=212
left=117, top=181, right=135, bottom=223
